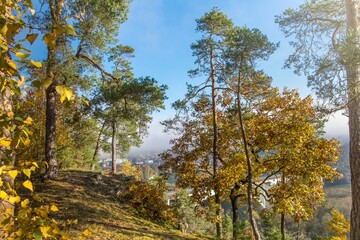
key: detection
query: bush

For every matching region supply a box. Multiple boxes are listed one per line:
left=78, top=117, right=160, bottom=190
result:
left=121, top=179, right=173, bottom=222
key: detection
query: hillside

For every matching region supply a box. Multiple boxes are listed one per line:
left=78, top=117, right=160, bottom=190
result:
left=34, top=170, right=209, bottom=240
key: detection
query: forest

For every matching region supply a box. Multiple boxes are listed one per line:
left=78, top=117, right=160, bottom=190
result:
left=0, top=0, right=359, bottom=239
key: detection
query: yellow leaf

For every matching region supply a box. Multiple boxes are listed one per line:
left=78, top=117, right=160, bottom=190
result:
left=52, top=226, right=60, bottom=235
left=55, top=85, right=65, bottom=95
left=65, top=88, right=73, bottom=101
left=1, top=24, right=8, bottom=36
left=60, top=94, right=66, bottom=103
left=30, top=60, right=42, bottom=68
left=44, top=33, right=56, bottom=48
left=29, top=8, right=35, bottom=15
left=15, top=52, right=30, bottom=60
left=32, top=162, right=39, bottom=168
left=50, top=205, right=59, bottom=212
left=7, top=111, right=14, bottom=118
left=8, top=170, right=18, bottom=179
left=23, top=138, right=31, bottom=147
left=21, top=199, right=29, bottom=208
left=23, top=169, right=31, bottom=178
left=0, top=138, right=11, bottom=149
left=7, top=60, right=17, bottom=70
left=0, top=178, right=3, bottom=186
left=15, top=229, right=23, bottom=237
left=17, top=76, right=25, bottom=87
left=40, top=226, right=51, bottom=238
left=26, top=33, right=38, bottom=44
left=23, top=180, right=33, bottom=192
left=80, top=229, right=91, bottom=239
left=23, top=117, right=33, bottom=125
left=9, top=196, right=20, bottom=204
left=0, top=190, right=8, bottom=200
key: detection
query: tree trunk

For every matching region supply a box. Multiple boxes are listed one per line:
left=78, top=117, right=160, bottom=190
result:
left=210, top=44, right=222, bottom=239
left=43, top=81, right=58, bottom=180
left=345, top=1, right=360, bottom=239
left=0, top=79, right=12, bottom=166
left=280, top=174, right=286, bottom=240
left=280, top=213, right=285, bottom=240
left=111, top=121, right=117, bottom=174
left=91, top=121, right=107, bottom=171
left=236, top=67, right=261, bottom=240
left=43, top=0, right=64, bottom=180
left=230, top=186, right=240, bottom=240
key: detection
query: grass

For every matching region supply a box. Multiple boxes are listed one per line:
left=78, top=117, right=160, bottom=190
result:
left=34, top=170, right=211, bottom=240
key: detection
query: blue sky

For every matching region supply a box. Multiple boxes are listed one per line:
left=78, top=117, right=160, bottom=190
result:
left=117, top=0, right=348, bottom=153
left=119, top=0, right=308, bottom=115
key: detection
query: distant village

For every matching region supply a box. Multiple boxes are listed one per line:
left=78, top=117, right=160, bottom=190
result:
left=99, top=152, right=162, bottom=180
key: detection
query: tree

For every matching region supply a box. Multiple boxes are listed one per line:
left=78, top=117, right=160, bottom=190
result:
left=95, top=75, right=167, bottom=173
left=161, top=94, right=233, bottom=237
left=224, top=26, right=278, bottom=240
left=275, top=1, right=360, bottom=237
left=28, top=0, right=131, bottom=180
left=249, top=89, right=341, bottom=240
left=182, top=8, right=233, bottom=238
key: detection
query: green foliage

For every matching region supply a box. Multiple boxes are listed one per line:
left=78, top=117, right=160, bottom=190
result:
left=222, top=213, right=233, bottom=240
left=260, top=210, right=282, bottom=240
left=275, top=0, right=359, bottom=110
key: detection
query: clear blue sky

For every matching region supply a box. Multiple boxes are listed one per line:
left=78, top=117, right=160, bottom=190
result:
left=118, top=0, right=348, bottom=153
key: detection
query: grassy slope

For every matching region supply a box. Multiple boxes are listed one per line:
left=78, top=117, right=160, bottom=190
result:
left=34, top=170, right=209, bottom=240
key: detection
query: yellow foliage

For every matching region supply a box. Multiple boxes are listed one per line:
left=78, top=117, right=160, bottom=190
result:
left=327, top=209, right=350, bottom=239
left=22, top=180, right=33, bottom=192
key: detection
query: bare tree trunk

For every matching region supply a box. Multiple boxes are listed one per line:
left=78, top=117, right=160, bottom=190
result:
left=210, top=45, right=222, bottom=239
left=91, top=121, right=107, bottom=171
left=281, top=213, right=285, bottom=240
left=43, top=81, right=58, bottom=180
left=236, top=68, right=261, bottom=240
left=230, top=185, right=240, bottom=240
left=43, top=31, right=58, bottom=181
left=43, top=0, right=64, bottom=180
left=280, top=174, right=286, bottom=240
left=111, top=121, right=117, bottom=174
left=345, top=1, right=360, bottom=239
